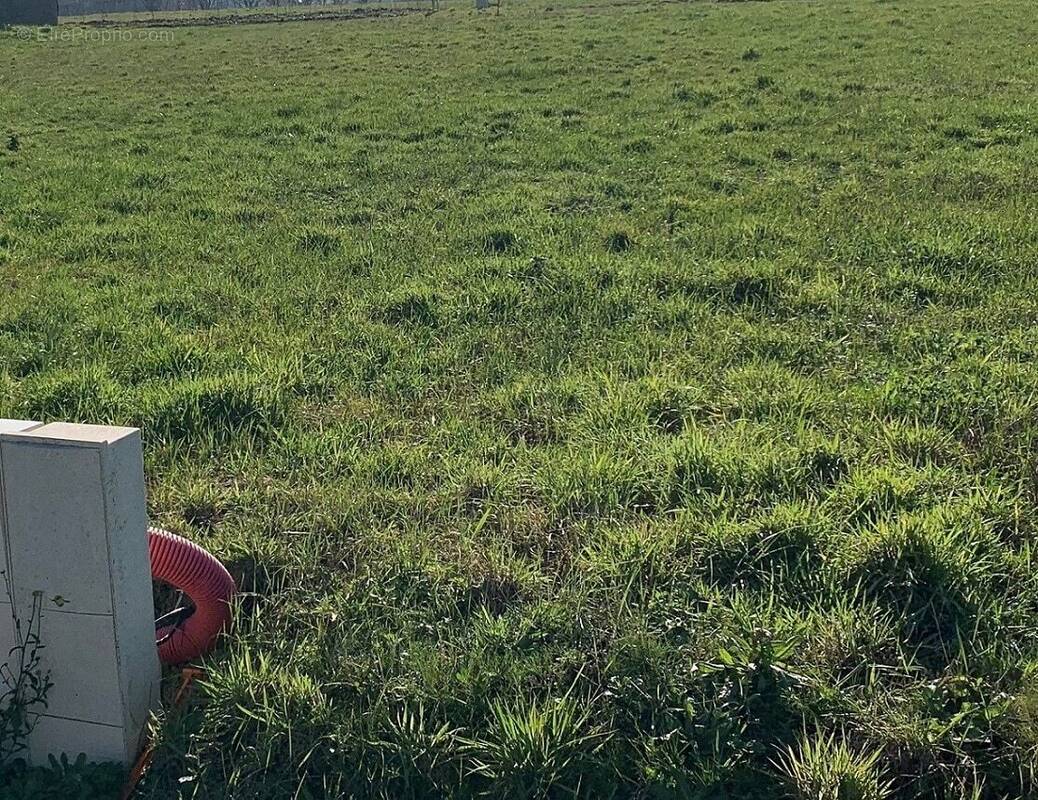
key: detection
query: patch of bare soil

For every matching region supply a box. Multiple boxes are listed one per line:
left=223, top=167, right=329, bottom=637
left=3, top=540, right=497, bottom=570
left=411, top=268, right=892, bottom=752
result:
left=76, top=6, right=426, bottom=29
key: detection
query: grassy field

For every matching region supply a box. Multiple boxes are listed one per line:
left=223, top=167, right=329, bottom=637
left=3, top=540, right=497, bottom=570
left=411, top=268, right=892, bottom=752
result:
left=2, top=0, right=1038, bottom=796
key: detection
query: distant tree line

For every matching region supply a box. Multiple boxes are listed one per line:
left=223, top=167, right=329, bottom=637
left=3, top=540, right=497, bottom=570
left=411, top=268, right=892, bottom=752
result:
left=60, top=0, right=404, bottom=16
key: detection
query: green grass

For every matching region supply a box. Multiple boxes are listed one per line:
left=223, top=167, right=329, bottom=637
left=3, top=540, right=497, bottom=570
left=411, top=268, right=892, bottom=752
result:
left=2, top=0, right=1038, bottom=796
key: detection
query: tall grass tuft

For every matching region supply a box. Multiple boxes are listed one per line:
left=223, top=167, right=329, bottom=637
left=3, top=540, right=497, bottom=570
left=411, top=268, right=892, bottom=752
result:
left=773, top=732, right=891, bottom=800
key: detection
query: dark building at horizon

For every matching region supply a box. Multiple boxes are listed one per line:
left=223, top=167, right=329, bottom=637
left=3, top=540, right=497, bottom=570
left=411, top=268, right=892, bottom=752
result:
left=1, top=0, right=59, bottom=24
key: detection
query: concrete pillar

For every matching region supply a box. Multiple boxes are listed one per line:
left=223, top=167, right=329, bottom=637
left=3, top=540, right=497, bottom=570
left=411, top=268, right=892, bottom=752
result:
left=0, top=421, right=160, bottom=766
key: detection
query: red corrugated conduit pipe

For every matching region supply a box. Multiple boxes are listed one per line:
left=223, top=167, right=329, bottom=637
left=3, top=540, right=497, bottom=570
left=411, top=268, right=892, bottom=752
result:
left=149, top=527, right=236, bottom=665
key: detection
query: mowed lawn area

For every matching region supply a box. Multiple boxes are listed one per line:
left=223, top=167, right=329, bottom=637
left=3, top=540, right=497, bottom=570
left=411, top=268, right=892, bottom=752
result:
left=2, top=0, right=1038, bottom=796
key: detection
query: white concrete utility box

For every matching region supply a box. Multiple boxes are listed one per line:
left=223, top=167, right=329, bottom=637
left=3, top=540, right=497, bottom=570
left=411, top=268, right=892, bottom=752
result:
left=0, top=421, right=160, bottom=765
